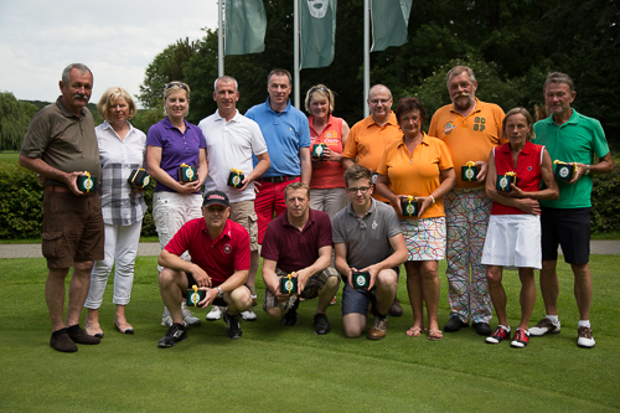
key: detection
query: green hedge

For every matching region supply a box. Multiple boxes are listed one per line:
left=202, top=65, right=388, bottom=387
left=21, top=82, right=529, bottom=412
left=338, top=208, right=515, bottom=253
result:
left=1, top=162, right=618, bottom=240
left=0, top=163, right=157, bottom=239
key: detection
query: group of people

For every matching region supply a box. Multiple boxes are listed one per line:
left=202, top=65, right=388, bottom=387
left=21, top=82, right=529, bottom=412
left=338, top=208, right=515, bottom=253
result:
left=20, top=63, right=612, bottom=353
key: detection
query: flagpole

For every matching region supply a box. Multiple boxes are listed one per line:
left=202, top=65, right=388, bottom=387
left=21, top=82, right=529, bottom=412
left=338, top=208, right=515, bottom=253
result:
left=294, top=0, right=300, bottom=109
left=218, top=0, right=224, bottom=77
left=363, top=0, right=370, bottom=118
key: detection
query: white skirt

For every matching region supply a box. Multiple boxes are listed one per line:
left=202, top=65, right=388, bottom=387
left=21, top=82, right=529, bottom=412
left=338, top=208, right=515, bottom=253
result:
left=481, top=214, right=542, bottom=269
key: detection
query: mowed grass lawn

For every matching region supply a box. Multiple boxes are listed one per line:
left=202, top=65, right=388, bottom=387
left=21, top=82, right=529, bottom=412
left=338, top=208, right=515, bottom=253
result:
left=1, top=255, right=619, bottom=413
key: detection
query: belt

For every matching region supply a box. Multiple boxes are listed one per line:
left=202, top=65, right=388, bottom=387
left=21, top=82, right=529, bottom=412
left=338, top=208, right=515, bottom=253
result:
left=453, top=186, right=484, bottom=193
left=258, top=175, right=299, bottom=184
left=45, top=185, right=72, bottom=194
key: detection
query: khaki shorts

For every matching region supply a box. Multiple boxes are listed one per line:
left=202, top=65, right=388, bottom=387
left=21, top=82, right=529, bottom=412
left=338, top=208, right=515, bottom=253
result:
left=42, top=191, right=104, bottom=269
left=230, top=200, right=258, bottom=251
left=263, top=267, right=339, bottom=313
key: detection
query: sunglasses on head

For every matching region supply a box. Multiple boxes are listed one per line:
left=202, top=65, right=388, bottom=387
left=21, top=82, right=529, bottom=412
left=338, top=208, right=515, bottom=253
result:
left=166, top=82, right=188, bottom=91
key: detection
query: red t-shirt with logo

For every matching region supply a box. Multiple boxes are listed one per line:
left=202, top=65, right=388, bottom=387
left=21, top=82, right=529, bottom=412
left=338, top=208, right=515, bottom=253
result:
left=165, top=218, right=250, bottom=286
left=309, top=114, right=346, bottom=189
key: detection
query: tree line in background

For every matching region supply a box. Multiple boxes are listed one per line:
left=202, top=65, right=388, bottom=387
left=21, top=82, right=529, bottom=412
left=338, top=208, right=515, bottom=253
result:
left=1, top=0, right=618, bottom=151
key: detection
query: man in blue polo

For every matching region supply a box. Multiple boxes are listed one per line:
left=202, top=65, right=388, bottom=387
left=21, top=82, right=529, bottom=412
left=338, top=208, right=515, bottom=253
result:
left=530, top=72, right=613, bottom=348
left=245, top=68, right=312, bottom=246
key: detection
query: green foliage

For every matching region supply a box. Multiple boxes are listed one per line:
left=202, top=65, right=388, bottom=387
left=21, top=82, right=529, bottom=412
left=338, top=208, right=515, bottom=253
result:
left=591, top=163, right=620, bottom=233
left=0, top=92, right=39, bottom=151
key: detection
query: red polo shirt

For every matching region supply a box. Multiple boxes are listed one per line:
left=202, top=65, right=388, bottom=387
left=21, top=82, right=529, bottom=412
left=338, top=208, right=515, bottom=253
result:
left=260, top=208, right=332, bottom=273
left=165, top=218, right=250, bottom=286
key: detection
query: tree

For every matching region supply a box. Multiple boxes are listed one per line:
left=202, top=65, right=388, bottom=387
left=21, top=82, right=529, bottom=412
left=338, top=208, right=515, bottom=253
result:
left=0, top=92, right=39, bottom=151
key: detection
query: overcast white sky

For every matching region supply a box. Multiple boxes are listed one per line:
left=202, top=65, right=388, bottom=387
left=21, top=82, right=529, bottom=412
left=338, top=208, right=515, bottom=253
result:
left=0, top=0, right=219, bottom=105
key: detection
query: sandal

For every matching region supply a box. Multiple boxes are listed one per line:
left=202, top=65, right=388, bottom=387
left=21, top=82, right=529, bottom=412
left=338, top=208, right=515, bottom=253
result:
left=428, top=329, right=443, bottom=341
left=405, top=326, right=426, bottom=337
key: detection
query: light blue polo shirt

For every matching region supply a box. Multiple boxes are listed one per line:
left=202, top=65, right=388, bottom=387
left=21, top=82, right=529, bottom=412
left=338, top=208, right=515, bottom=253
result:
left=245, top=98, right=311, bottom=178
left=532, top=109, right=610, bottom=209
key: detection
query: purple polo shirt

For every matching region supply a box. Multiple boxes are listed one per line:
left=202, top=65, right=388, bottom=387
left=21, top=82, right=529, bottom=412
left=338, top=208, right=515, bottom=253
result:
left=261, top=208, right=332, bottom=273
left=147, top=117, right=206, bottom=192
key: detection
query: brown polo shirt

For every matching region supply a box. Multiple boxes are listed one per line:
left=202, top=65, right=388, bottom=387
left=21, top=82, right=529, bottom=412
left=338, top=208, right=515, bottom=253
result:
left=20, top=96, right=100, bottom=187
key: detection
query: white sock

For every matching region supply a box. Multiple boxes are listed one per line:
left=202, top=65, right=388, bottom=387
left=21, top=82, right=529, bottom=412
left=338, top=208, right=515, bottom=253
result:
left=546, top=314, right=559, bottom=324
left=499, top=325, right=510, bottom=332
left=578, top=320, right=591, bottom=328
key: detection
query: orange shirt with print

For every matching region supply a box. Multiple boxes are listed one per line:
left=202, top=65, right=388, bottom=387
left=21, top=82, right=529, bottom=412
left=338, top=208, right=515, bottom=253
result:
left=342, top=112, right=402, bottom=202
left=428, top=98, right=505, bottom=189
left=377, top=133, right=454, bottom=219
left=309, top=114, right=345, bottom=189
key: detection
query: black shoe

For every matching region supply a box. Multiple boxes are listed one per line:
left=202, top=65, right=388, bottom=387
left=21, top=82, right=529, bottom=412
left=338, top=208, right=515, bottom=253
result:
left=444, top=314, right=468, bottom=332
left=282, top=297, right=299, bottom=326
left=50, top=329, right=78, bottom=353
left=314, top=313, right=331, bottom=335
left=158, top=323, right=187, bottom=348
left=473, top=322, right=492, bottom=336
left=67, top=325, right=101, bottom=345
left=388, top=298, right=403, bottom=317
left=223, top=312, right=242, bottom=340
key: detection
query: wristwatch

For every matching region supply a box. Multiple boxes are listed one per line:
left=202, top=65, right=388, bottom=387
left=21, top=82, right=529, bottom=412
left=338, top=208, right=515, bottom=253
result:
left=217, top=286, right=223, bottom=298
left=585, top=165, right=590, bottom=175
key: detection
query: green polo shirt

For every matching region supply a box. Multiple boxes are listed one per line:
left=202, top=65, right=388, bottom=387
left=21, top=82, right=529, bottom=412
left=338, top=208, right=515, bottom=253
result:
left=532, top=110, right=610, bottom=209
left=20, top=96, right=100, bottom=188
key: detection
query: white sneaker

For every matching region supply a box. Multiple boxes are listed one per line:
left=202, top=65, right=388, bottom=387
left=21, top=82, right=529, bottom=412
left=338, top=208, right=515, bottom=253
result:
left=529, top=318, right=561, bottom=336
left=181, top=302, right=202, bottom=326
left=577, top=326, right=596, bottom=348
left=206, top=306, right=224, bottom=321
left=240, top=309, right=257, bottom=321
left=161, top=307, right=173, bottom=327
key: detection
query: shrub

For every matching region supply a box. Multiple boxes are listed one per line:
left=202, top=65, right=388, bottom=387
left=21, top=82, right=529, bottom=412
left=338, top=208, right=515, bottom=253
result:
left=591, top=163, right=620, bottom=233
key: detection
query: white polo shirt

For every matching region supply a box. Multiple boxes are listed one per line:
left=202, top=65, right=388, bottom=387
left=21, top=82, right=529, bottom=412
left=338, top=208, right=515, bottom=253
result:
left=199, top=109, right=268, bottom=203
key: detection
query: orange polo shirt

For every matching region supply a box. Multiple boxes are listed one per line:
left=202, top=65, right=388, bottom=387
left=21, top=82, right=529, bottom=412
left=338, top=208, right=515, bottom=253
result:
left=343, top=112, right=402, bottom=202
left=428, top=98, right=505, bottom=189
left=377, top=133, right=454, bottom=219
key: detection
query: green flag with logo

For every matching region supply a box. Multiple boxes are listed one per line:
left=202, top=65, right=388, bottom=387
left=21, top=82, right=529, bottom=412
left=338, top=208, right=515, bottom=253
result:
left=371, top=0, right=413, bottom=52
left=300, top=0, right=338, bottom=69
left=225, top=0, right=267, bottom=56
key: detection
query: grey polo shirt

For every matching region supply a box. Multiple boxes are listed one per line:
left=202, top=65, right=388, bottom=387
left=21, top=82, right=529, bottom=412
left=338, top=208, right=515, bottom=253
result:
left=332, top=198, right=402, bottom=270
left=20, top=96, right=100, bottom=187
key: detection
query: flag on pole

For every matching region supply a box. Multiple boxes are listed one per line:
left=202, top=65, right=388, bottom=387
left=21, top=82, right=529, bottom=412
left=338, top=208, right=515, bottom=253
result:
left=300, top=0, right=338, bottom=69
left=370, top=0, right=412, bottom=52
left=225, top=0, right=267, bottom=56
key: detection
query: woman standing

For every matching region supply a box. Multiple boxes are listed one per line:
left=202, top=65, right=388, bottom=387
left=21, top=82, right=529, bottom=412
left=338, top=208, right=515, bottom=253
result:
left=84, top=87, right=146, bottom=336
left=305, top=84, right=350, bottom=218
left=146, top=81, right=208, bottom=327
left=376, top=97, right=456, bottom=340
left=482, top=108, right=558, bottom=348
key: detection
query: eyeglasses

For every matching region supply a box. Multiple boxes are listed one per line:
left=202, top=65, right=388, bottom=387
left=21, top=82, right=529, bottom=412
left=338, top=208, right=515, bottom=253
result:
left=166, top=82, right=188, bottom=91
left=347, top=186, right=371, bottom=194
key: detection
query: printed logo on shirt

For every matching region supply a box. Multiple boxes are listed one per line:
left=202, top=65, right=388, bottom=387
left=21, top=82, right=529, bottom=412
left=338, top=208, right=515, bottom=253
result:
left=223, top=244, right=232, bottom=254
left=372, top=220, right=378, bottom=231
left=443, top=122, right=456, bottom=135
left=473, top=117, right=486, bottom=132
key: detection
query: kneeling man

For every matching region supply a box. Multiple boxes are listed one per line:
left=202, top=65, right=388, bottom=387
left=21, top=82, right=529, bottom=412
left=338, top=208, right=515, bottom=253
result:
left=332, top=165, right=407, bottom=340
left=158, top=191, right=252, bottom=347
left=261, top=182, right=340, bottom=334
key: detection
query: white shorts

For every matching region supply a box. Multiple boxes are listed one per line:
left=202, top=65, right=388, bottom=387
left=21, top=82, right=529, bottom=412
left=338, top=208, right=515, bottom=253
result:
left=481, top=214, right=541, bottom=269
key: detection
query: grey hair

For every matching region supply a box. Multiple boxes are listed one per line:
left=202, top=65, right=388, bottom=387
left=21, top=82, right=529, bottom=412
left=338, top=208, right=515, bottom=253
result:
left=213, top=76, right=239, bottom=92
left=446, top=65, right=476, bottom=88
left=544, top=72, right=575, bottom=93
left=61, top=63, right=93, bottom=84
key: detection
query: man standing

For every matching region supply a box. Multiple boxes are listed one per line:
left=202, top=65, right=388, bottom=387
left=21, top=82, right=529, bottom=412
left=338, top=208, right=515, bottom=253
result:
left=19, top=63, right=103, bottom=352
left=157, top=191, right=252, bottom=347
left=530, top=72, right=613, bottom=348
left=341, top=84, right=404, bottom=317
left=198, top=76, right=270, bottom=322
left=332, top=165, right=408, bottom=340
left=260, top=182, right=339, bottom=335
left=428, top=65, right=505, bottom=336
left=245, top=69, right=312, bottom=246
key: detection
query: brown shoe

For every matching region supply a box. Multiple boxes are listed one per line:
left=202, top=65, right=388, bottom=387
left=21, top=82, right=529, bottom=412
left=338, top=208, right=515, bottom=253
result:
left=388, top=298, right=403, bottom=317
left=367, top=315, right=388, bottom=340
left=67, top=325, right=101, bottom=345
left=50, top=329, right=78, bottom=353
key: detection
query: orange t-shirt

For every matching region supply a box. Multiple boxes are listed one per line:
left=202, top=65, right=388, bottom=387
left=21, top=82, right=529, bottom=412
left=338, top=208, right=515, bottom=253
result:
left=309, top=114, right=345, bottom=189
left=342, top=112, right=402, bottom=202
left=377, top=133, right=454, bottom=219
left=428, top=98, right=505, bottom=188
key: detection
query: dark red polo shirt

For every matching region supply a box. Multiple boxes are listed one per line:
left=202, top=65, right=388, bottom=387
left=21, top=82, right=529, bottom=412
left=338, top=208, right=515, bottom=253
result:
left=165, top=218, right=250, bottom=286
left=260, top=208, right=332, bottom=273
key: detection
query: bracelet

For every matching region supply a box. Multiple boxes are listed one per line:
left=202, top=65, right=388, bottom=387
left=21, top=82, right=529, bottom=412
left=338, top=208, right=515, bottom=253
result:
left=585, top=164, right=590, bottom=175
left=429, top=195, right=436, bottom=204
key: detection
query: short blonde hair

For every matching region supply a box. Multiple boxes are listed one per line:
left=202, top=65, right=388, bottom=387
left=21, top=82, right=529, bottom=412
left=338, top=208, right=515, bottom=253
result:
left=284, top=181, right=310, bottom=200
left=163, top=81, right=190, bottom=117
left=304, top=84, right=335, bottom=114
left=97, top=87, right=136, bottom=121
